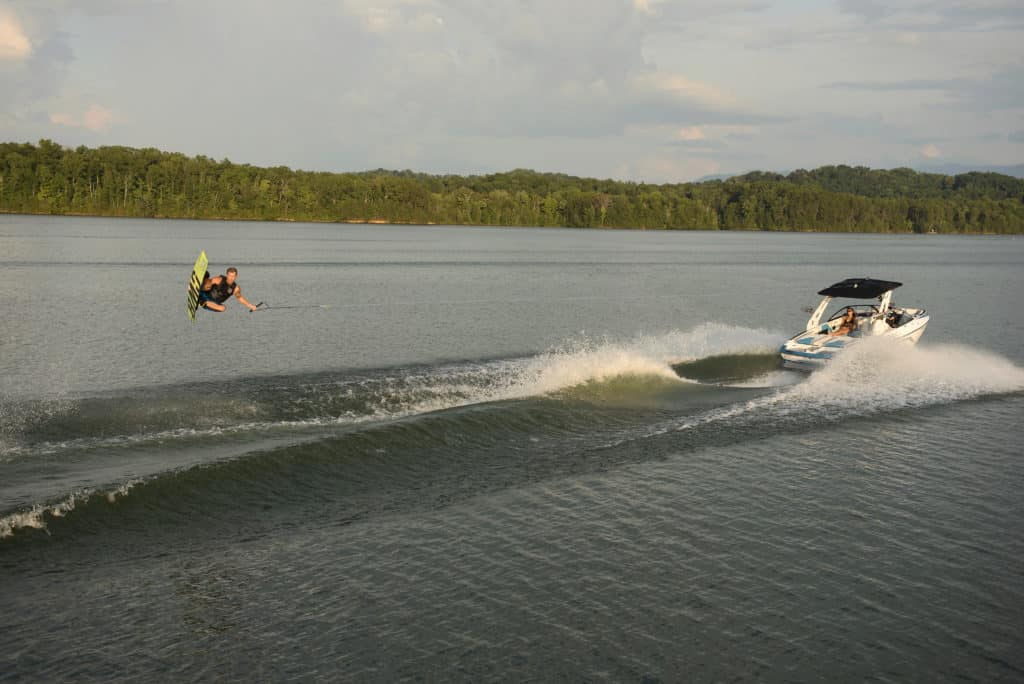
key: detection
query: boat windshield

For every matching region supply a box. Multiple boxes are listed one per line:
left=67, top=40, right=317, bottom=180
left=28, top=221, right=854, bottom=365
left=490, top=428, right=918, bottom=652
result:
left=825, top=302, right=878, bottom=322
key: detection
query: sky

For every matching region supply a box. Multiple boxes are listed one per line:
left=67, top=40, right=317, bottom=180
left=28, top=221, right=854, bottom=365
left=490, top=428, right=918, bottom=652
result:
left=0, top=0, right=1021, bottom=182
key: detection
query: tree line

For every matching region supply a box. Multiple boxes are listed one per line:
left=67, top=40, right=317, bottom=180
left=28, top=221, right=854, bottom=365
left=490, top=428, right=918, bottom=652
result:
left=2, top=139, right=1022, bottom=233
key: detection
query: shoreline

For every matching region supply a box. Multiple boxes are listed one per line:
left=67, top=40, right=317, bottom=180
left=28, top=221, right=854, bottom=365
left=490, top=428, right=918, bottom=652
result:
left=0, top=208, right=434, bottom=225
left=0, top=209, right=1009, bottom=235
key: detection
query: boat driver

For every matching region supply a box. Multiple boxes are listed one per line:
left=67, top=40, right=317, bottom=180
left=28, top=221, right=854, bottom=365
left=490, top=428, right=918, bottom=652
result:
left=831, top=307, right=857, bottom=336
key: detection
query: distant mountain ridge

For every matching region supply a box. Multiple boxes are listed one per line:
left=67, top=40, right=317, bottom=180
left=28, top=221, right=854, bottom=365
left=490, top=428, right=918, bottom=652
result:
left=699, top=163, right=1024, bottom=184
left=914, top=162, right=1024, bottom=179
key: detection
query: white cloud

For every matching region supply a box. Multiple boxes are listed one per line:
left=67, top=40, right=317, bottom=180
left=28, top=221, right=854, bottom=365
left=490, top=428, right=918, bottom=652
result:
left=0, top=7, right=32, bottom=59
left=49, top=104, right=116, bottom=132
left=632, top=0, right=656, bottom=16
left=341, top=0, right=445, bottom=34
left=838, top=0, right=891, bottom=23
left=921, top=143, right=941, bottom=158
left=82, top=103, right=114, bottom=131
left=411, top=12, right=444, bottom=31
left=49, top=111, right=75, bottom=126
left=363, top=6, right=399, bottom=32
left=673, top=124, right=756, bottom=141
left=675, top=126, right=705, bottom=141
left=635, top=71, right=737, bottom=109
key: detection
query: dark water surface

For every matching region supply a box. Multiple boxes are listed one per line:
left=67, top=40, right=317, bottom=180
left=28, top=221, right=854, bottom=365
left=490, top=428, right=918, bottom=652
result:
left=2, top=216, right=1023, bottom=681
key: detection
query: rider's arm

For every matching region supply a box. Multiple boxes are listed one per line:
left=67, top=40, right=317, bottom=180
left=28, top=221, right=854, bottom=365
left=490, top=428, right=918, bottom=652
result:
left=234, top=287, right=258, bottom=312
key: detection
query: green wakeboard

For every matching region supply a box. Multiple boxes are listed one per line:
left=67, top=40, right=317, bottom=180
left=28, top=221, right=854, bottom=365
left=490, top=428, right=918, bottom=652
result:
left=186, top=250, right=208, bottom=323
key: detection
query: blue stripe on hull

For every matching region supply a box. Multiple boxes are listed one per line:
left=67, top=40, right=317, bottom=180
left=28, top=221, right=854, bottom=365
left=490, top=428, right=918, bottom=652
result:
left=779, top=345, right=834, bottom=360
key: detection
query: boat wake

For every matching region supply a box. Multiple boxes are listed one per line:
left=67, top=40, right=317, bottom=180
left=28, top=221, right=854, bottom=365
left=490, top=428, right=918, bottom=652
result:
left=0, top=323, right=783, bottom=460
left=660, top=338, right=1024, bottom=437
left=3, top=325, right=1022, bottom=541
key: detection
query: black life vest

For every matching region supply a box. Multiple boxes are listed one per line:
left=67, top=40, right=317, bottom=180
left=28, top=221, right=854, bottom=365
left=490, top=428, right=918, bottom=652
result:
left=207, top=275, right=237, bottom=304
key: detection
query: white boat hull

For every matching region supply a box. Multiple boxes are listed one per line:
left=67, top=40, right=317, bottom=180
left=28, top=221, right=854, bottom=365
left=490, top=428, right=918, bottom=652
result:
left=780, top=315, right=929, bottom=371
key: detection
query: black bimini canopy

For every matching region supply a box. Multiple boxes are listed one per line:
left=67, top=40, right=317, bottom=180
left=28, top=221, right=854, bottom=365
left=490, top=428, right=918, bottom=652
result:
left=818, top=278, right=902, bottom=299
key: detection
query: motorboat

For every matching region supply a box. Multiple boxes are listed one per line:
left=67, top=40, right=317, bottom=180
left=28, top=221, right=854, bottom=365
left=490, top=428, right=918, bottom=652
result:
left=780, top=278, right=929, bottom=371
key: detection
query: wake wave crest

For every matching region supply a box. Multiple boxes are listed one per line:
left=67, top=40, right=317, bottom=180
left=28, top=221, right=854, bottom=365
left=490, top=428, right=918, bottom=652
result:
left=0, top=481, right=138, bottom=540
left=1, top=323, right=783, bottom=459
left=0, top=324, right=784, bottom=538
left=504, top=323, right=784, bottom=398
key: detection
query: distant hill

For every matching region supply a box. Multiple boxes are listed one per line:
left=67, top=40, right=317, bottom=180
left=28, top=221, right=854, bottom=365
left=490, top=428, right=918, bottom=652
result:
left=1, top=140, right=1022, bottom=233
left=701, top=163, right=1024, bottom=184
left=913, top=162, right=1024, bottom=179
left=724, top=165, right=1024, bottom=201
left=693, top=173, right=737, bottom=183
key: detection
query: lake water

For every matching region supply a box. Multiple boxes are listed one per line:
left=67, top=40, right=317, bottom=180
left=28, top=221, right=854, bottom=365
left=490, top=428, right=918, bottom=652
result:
left=2, top=215, right=1023, bottom=681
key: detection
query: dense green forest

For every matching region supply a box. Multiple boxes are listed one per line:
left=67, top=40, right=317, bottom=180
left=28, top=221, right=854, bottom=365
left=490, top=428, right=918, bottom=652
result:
left=2, top=139, right=1022, bottom=233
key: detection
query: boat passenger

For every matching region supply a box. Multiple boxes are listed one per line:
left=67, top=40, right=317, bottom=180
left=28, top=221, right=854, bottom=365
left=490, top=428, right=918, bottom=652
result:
left=831, top=307, right=857, bottom=336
